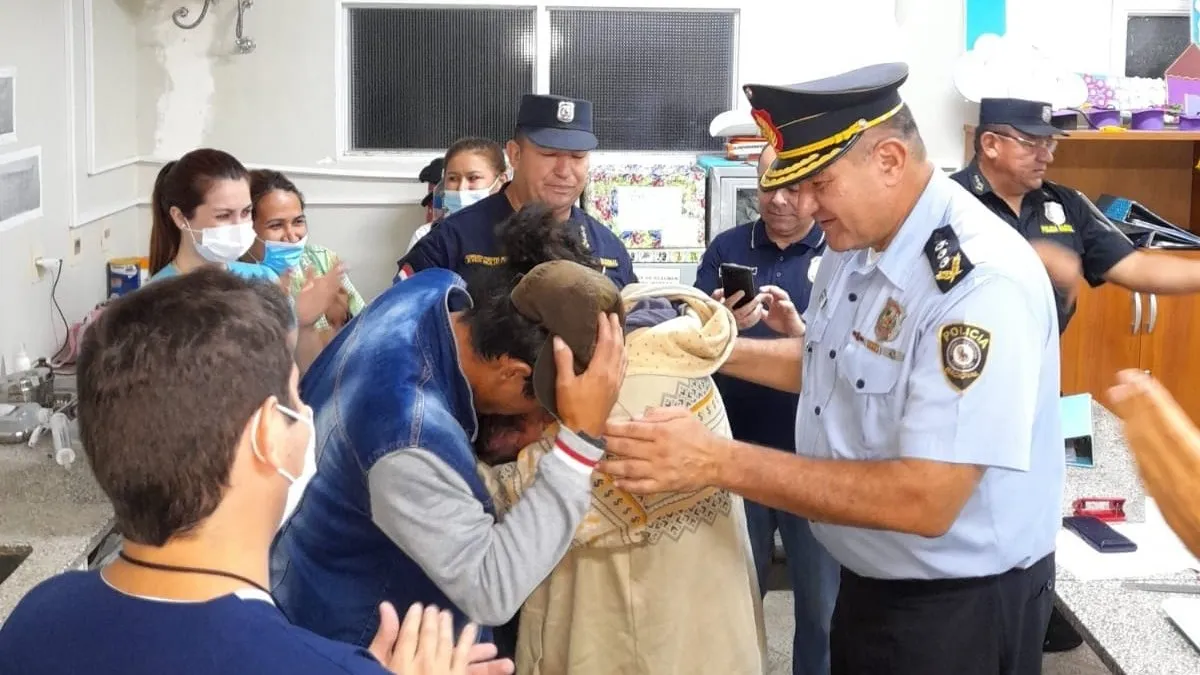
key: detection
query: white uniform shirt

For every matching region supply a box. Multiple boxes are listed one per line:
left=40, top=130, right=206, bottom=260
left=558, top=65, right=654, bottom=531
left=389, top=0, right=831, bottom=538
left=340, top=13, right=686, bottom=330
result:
left=797, top=171, right=1064, bottom=580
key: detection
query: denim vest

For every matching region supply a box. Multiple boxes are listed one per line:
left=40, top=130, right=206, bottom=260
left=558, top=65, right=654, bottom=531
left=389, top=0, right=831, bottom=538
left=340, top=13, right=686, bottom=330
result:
left=270, top=269, right=494, bottom=646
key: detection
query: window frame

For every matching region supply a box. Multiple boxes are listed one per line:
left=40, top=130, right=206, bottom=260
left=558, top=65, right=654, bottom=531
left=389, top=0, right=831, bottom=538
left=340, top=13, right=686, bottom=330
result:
left=1109, top=0, right=1191, bottom=77
left=334, top=0, right=741, bottom=173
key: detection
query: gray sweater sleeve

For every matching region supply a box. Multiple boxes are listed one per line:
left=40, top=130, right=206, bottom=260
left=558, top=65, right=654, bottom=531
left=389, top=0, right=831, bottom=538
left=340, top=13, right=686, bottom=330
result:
left=366, top=427, right=601, bottom=626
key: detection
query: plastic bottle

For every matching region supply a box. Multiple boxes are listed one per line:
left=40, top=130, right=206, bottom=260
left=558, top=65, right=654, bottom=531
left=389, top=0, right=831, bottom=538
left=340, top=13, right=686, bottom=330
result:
left=13, top=345, right=31, bottom=373
left=50, top=412, right=75, bottom=467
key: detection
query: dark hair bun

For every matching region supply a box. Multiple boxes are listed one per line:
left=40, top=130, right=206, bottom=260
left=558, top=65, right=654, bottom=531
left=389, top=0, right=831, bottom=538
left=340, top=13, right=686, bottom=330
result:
left=496, top=203, right=596, bottom=275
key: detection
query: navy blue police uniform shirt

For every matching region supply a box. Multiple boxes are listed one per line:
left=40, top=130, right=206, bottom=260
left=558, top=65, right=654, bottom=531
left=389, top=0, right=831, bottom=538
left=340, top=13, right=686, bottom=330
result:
left=695, top=220, right=825, bottom=451
left=398, top=185, right=637, bottom=288
left=950, top=162, right=1135, bottom=332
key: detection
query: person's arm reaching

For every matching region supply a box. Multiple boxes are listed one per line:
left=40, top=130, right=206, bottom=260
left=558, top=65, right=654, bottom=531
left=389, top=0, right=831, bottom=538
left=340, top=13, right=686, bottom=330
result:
left=368, top=314, right=625, bottom=626
left=719, top=337, right=804, bottom=394
left=367, top=428, right=601, bottom=626
left=604, top=275, right=1046, bottom=538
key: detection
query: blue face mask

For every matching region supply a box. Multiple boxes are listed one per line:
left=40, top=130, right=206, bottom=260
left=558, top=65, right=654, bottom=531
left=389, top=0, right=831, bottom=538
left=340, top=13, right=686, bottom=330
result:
left=261, top=237, right=307, bottom=275
left=443, top=179, right=500, bottom=215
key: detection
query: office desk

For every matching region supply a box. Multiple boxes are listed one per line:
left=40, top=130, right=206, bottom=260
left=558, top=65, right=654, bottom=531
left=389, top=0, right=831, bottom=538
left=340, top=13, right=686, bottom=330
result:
left=1057, top=403, right=1200, bottom=675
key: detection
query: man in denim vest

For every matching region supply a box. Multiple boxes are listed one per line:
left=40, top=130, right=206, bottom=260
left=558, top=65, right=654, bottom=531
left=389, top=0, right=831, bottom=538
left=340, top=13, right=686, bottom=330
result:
left=270, top=263, right=625, bottom=653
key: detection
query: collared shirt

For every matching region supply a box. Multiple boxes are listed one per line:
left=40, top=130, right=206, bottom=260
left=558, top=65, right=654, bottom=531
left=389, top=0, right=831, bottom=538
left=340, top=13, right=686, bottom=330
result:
left=950, top=161, right=1136, bottom=332
left=397, top=185, right=637, bottom=288
left=695, top=219, right=825, bottom=451
left=798, top=171, right=1063, bottom=580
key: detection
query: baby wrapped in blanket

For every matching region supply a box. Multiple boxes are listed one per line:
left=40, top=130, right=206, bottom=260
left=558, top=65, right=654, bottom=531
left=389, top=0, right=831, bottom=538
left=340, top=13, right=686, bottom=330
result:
left=481, top=280, right=766, bottom=675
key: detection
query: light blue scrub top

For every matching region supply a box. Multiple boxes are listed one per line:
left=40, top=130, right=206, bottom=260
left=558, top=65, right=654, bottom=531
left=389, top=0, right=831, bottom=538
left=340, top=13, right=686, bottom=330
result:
left=151, top=261, right=295, bottom=328
left=151, top=260, right=280, bottom=283
left=797, top=172, right=1064, bottom=580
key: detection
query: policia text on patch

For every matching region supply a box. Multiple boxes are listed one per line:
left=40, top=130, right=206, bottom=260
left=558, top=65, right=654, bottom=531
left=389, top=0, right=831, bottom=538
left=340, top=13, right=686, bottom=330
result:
left=939, top=323, right=991, bottom=393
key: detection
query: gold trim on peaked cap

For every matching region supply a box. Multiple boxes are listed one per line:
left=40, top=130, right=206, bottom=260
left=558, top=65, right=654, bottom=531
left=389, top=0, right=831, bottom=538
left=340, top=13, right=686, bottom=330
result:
left=744, top=62, right=909, bottom=190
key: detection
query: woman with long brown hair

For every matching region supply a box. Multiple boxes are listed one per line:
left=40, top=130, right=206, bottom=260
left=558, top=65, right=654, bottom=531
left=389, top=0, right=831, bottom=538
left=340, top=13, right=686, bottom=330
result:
left=149, top=148, right=276, bottom=281
left=149, top=148, right=346, bottom=372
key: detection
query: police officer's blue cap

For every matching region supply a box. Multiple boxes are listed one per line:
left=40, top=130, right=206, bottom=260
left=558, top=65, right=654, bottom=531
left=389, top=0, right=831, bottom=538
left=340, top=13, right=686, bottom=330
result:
left=979, top=98, right=1066, bottom=138
left=515, top=94, right=598, bottom=152
left=743, top=63, right=909, bottom=191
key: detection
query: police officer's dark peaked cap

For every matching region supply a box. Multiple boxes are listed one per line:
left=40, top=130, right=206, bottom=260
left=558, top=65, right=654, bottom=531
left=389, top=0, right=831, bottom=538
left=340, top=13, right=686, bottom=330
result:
left=743, top=62, right=909, bottom=190
left=515, top=94, right=598, bottom=152
left=978, top=98, right=1067, bottom=138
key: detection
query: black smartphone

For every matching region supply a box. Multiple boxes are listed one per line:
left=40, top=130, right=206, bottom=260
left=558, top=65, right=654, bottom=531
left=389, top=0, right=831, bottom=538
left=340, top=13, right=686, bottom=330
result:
left=1063, top=516, right=1138, bottom=553
left=720, top=263, right=758, bottom=310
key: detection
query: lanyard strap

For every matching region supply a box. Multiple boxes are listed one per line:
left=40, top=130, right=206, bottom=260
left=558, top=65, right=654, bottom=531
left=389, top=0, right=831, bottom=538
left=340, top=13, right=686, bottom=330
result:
left=117, top=551, right=273, bottom=598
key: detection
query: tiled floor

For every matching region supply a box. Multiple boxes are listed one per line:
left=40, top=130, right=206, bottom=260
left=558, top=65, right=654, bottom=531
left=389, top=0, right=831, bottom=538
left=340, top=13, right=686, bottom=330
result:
left=762, top=590, right=1111, bottom=675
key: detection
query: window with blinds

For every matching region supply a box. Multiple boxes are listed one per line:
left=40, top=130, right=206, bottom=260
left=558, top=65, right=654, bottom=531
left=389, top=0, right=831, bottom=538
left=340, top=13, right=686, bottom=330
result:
left=346, top=6, right=536, bottom=151
left=344, top=6, right=736, bottom=153
left=548, top=9, right=736, bottom=151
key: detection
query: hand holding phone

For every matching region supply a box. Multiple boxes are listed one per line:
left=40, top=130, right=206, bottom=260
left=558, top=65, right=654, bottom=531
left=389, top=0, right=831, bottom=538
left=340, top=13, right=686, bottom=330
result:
left=719, top=263, right=758, bottom=310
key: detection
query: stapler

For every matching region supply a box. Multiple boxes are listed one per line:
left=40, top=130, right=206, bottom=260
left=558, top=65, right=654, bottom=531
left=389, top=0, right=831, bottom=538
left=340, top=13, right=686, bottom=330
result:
left=1072, top=497, right=1127, bottom=522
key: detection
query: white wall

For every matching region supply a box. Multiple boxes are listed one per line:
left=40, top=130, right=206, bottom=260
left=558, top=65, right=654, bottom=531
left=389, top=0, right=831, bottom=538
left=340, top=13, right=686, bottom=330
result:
left=0, top=0, right=142, bottom=367
left=0, top=0, right=1166, bottom=367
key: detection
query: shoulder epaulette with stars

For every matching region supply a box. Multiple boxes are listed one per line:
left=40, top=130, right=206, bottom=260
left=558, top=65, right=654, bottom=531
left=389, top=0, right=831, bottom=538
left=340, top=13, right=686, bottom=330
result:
left=923, top=225, right=975, bottom=293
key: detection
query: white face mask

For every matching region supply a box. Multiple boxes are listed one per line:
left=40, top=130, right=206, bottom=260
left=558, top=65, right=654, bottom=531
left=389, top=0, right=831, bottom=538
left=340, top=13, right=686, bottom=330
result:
left=184, top=220, right=257, bottom=264
left=251, top=403, right=317, bottom=530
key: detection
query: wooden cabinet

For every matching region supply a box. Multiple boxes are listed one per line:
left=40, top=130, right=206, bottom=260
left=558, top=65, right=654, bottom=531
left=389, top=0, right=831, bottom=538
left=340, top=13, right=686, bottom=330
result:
left=1060, top=251, right=1200, bottom=420
left=963, top=127, right=1200, bottom=420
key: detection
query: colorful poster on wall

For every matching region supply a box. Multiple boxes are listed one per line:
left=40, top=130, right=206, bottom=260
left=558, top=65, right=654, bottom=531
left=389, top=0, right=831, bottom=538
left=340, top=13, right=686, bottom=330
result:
left=585, top=163, right=707, bottom=260
left=964, top=0, right=1006, bottom=51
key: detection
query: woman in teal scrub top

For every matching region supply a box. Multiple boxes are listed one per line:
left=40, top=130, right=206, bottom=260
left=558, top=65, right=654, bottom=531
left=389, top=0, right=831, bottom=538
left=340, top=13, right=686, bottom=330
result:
left=148, top=149, right=278, bottom=283
left=148, top=149, right=345, bottom=373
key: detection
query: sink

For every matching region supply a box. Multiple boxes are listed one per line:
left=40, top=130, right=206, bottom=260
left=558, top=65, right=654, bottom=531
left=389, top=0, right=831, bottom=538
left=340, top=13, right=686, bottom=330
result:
left=0, top=545, right=32, bottom=585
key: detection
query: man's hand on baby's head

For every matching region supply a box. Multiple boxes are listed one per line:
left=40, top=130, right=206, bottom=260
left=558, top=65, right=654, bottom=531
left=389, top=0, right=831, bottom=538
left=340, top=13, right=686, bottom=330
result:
left=554, top=313, right=627, bottom=438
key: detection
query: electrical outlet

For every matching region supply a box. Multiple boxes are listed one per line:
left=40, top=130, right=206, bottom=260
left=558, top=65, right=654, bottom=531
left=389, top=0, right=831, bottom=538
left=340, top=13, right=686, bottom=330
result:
left=68, top=234, right=83, bottom=267
left=28, top=240, right=44, bottom=284
left=100, top=227, right=111, bottom=252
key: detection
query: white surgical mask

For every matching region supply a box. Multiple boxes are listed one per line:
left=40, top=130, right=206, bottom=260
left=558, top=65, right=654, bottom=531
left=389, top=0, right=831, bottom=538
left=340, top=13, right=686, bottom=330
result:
left=251, top=403, right=317, bottom=530
left=184, top=220, right=257, bottom=264
left=443, top=178, right=500, bottom=215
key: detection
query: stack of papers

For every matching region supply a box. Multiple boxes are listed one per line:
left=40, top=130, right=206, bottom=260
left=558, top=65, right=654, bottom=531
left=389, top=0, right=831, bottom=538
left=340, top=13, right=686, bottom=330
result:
left=1057, top=500, right=1200, bottom=582
left=1163, top=598, right=1200, bottom=653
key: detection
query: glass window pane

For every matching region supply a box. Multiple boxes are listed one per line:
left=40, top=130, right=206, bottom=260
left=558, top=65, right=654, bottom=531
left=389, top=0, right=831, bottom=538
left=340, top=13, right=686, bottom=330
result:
left=348, top=7, right=536, bottom=150
left=1125, top=15, right=1189, bottom=79
left=549, top=9, right=736, bottom=151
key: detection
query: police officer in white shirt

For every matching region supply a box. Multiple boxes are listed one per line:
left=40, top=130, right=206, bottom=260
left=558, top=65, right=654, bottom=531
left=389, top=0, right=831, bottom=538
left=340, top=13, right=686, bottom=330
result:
left=602, top=62, right=1064, bottom=675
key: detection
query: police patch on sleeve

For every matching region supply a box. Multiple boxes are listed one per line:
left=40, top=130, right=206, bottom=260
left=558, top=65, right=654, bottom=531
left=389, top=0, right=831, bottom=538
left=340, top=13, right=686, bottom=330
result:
left=938, top=323, right=991, bottom=392
left=924, top=225, right=975, bottom=293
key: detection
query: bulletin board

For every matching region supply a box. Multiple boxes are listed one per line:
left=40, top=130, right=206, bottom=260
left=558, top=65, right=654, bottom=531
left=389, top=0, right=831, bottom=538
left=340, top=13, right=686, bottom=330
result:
left=584, top=162, right=707, bottom=264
